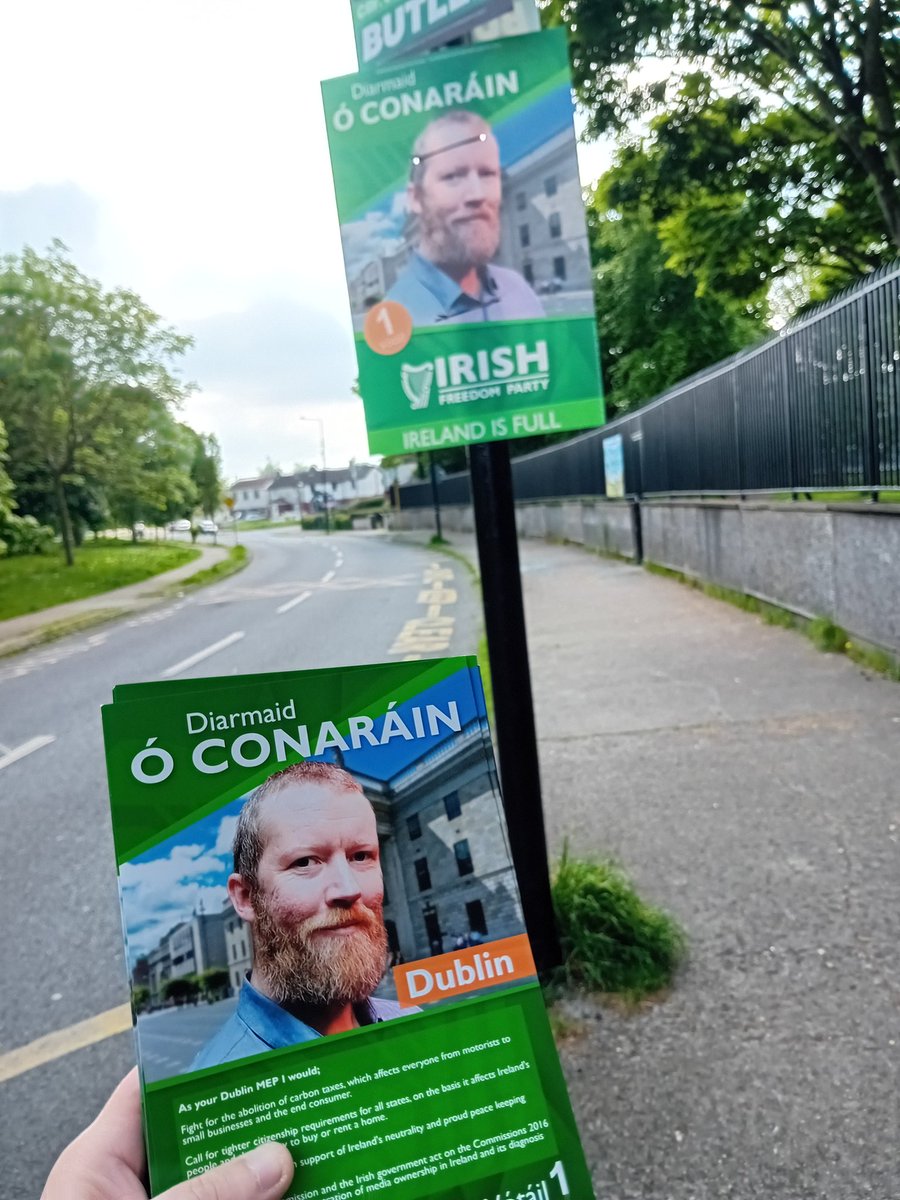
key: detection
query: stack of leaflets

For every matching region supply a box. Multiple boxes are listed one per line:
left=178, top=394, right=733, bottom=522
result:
left=102, top=655, right=594, bottom=1198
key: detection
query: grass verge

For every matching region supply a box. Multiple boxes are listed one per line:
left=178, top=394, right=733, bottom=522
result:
left=0, top=540, right=201, bottom=621
left=551, top=850, right=686, bottom=1003
left=159, top=544, right=249, bottom=594
left=645, top=561, right=900, bottom=681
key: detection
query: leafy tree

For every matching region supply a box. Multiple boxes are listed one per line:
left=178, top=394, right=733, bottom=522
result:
left=105, top=415, right=198, bottom=535
left=599, top=76, right=890, bottom=305
left=191, top=432, right=224, bottom=518
left=198, top=967, right=231, bottom=1000
left=590, top=203, right=762, bottom=412
left=0, top=419, right=13, bottom=526
left=544, top=0, right=900, bottom=253
left=0, top=418, right=56, bottom=556
left=0, top=243, right=192, bottom=565
left=131, top=985, right=151, bottom=1013
left=163, top=976, right=200, bottom=1006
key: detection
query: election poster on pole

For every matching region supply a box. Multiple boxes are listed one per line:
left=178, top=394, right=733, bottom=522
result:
left=321, top=29, right=604, bottom=456
left=351, top=0, right=515, bottom=67
left=102, top=658, right=595, bottom=1198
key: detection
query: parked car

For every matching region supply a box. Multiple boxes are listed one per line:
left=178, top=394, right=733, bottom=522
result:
left=197, top=519, right=218, bottom=535
left=168, top=519, right=192, bottom=533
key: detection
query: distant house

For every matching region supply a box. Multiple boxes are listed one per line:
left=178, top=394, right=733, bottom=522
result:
left=229, top=476, right=274, bottom=521
left=266, top=473, right=305, bottom=518
left=227, top=463, right=388, bottom=521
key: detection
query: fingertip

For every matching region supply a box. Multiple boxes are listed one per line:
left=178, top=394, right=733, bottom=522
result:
left=243, top=1142, right=295, bottom=1193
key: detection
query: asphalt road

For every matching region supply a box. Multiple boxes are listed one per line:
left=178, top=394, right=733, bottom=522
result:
left=0, top=528, right=479, bottom=1200
left=138, top=999, right=239, bottom=1082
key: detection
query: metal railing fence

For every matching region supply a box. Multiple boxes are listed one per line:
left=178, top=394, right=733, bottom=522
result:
left=398, top=259, right=900, bottom=507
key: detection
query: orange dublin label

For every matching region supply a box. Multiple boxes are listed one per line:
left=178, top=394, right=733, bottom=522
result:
left=392, top=934, right=536, bottom=1008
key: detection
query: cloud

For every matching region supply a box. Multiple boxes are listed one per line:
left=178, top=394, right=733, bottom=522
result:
left=213, top=815, right=238, bottom=858
left=182, top=297, right=357, bottom=410
left=120, top=843, right=230, bottom=962
left=0, top=182, right=102, bottom=264
left=177, top=299, right=372, bottom=477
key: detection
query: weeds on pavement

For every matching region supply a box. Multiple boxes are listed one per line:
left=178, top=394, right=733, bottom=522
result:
left=551, top=850, right=686, bottom=1002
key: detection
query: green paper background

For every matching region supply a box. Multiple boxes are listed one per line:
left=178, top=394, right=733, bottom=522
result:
left=321, top=30, right=604, bottom=455
left=103, top=660, right=595, bottom=1197
left=103, top=658, right=469, bottom=863
left=144, top=987, right=594, bottom=1198
left=323, top=31, right=571, bottom=220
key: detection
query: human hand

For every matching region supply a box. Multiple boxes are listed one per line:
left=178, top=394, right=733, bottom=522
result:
left=41, top=1068, right=295, bottom=1200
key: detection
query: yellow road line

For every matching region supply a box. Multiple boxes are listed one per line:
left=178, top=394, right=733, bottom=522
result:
left=0, top=1004, right=132, bottom=1084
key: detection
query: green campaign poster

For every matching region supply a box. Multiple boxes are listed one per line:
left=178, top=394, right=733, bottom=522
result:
left=351, top=0, right=515, bottom=67
left=101, top=658, right=595, bottom=1197
left=321, top=29, right=604, bottom=456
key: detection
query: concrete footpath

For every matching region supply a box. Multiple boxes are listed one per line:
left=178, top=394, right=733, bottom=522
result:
left=399, top=531, right=900, bottom=1200
left=0, top=541, right=229, bottom=656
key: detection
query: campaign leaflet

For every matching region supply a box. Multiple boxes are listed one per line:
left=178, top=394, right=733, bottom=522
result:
left=321, top=29, right=604, bottom=456
left=103, top=657, right=595, bottom=1198
left=351, top=0, right=515, bottom=67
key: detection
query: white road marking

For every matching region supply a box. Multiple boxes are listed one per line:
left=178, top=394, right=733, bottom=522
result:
left=161, top=631, right=245, bottom=677
left=321, top=570, right=335, bottom=584
left=0, top=735, right=56, bottom=772
left=277, top=590, right=312, bottom=615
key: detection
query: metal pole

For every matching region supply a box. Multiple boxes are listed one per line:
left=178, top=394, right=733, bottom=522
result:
left=468, top=441, right=562, bottom=977
left=429, top=454, right=443, bottom=541
left=300, top=415, right=330, bottom=534
left=321, top=423, right=330, bottom=536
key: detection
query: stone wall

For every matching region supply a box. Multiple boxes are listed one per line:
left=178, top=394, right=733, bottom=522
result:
left=394, top=497, right=638, bottom=559
left=394, top=495, right=900, bottom=655
left=642, top=500, right=900, bottom=655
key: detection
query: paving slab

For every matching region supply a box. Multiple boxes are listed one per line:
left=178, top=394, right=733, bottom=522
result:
left=395, top=530, right=900, bottom=1199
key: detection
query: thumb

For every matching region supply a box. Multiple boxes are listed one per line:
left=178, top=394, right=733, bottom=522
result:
left=161, top=1143, right=294, bottom=1200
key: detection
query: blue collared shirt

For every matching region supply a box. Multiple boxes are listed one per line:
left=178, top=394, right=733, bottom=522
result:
left=189, top=978, right=409, bottom=1071
left=386, top=251, right=545, bottom=326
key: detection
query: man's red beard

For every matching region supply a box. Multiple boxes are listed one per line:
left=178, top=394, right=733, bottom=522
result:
left=419, top=207, right=501, bottom=276
left=250, top=890, right=388, bottom=1009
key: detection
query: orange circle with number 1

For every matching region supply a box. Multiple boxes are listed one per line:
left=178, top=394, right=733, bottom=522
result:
left=364, top=300, right=413, bottom=356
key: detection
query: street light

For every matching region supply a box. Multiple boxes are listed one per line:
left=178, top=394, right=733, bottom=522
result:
left=299, top=415, right=329, bottom=535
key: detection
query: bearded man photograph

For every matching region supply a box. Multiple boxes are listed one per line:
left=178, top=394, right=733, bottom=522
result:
left=191, top=760, right=406, bottom=1070
left=385, top=110, right=545, bottom=326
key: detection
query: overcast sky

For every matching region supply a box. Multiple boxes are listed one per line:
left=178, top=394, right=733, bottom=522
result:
left=1, top=1, right=611, bottom=482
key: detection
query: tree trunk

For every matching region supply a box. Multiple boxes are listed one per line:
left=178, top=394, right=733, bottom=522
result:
left=54, top=472, right=76, bottom=567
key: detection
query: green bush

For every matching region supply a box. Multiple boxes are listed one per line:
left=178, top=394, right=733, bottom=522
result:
left=808, top=617, right=849, bottom=652
left=301, top=511, right=352, bottom=531
left=0, top=513, right=55, bottom=557
left=552, top=851, right=686, bottom=1000
left=163, top=976, right=200, bottom=1005
left=132, top=984, right=150, bottom=1013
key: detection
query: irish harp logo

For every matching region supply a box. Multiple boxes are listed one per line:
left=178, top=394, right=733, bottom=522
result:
left=401, top=362, right=434, bottom=411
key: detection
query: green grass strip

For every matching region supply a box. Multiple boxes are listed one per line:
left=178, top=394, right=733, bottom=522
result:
left=161, top=544, right=249, bottom=594
left=0, top=540, right=201, bottom=621
left=551, top=850, right=686, bottom=1002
